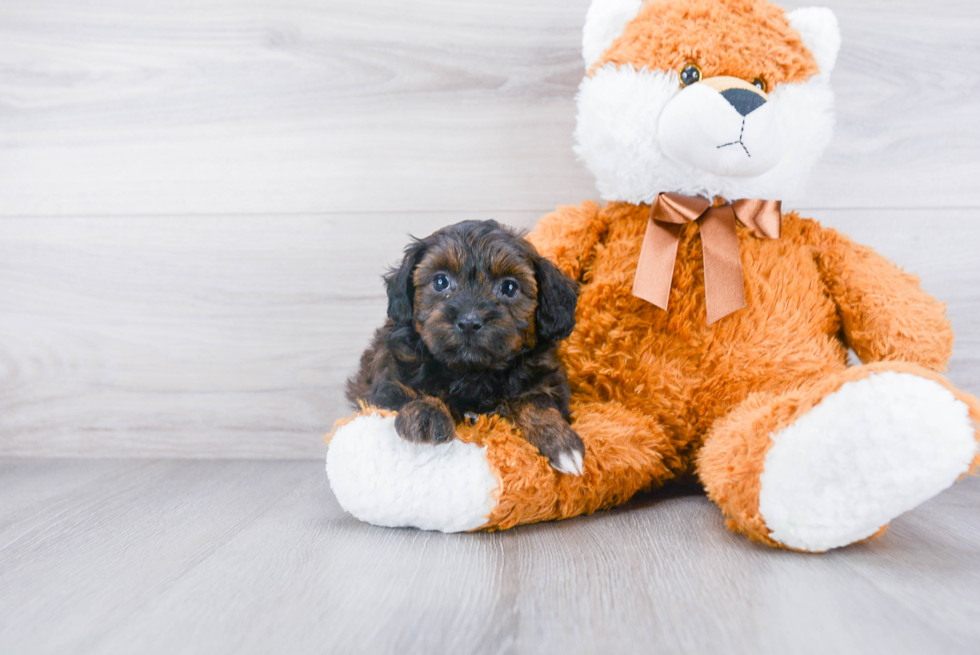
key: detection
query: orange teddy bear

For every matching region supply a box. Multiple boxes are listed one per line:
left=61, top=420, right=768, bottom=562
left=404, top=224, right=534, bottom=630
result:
left=327, top=0, right=980, bottom=551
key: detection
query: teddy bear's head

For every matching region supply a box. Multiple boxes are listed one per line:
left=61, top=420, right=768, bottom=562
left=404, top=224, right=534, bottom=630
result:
left=575, top=0, right=841, bottom=204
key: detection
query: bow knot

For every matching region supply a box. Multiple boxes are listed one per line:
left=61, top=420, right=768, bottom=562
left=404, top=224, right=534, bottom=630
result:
left=631, top=193, right=782, bottom=325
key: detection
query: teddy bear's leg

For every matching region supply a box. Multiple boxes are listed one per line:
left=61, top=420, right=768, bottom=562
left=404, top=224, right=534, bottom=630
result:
left=479, top=399, right=678, bottom=530
left=697, top=362, right=980, bottom=552
left=326, top=400, right=677, bottom=532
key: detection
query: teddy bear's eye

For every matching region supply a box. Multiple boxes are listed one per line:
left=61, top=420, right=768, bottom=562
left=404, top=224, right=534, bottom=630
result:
left=679, top=63, right=702, bottom=87
left=752, top=77, right=768, bottom=92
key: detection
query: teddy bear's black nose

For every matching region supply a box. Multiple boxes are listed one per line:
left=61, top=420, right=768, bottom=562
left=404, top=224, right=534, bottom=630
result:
left=721, top=88, right=767, bottom=116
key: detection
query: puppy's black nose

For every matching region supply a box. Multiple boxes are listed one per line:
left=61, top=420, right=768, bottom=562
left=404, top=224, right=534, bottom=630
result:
left=720, top=87, right=766, bottom=117
left=456, top=313, right=483, bottom=334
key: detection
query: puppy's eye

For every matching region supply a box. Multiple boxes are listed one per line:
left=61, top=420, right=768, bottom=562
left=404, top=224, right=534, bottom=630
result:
left=499, top=279, right=520, bottom=298
left=679, top=63, right=702, bottom=87
left=431, top=274, right=451, bottom=292
left=752, top=77, right=767, bottom=92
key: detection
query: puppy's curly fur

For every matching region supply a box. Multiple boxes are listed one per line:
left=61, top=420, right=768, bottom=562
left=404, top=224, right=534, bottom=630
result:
left=346, top=219, right=585, bottom=473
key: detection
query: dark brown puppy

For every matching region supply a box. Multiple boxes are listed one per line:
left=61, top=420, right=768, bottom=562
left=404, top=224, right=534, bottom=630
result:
left=346, top=219, right=585, bottom=474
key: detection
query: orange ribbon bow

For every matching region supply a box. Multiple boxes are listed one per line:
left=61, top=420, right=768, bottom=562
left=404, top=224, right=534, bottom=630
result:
left=631, top=192, right=782, bottom=325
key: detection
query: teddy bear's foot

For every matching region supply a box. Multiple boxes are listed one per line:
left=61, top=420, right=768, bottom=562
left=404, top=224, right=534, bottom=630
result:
left=700, top=364, right=980, bottom=552
left=760, top=371, right=977, bottom=551
left=325, top=412, right=498, bottom=532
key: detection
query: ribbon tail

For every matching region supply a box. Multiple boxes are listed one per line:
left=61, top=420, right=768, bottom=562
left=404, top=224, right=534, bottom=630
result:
left=699, top=205, right=747, bottom=325
left=731, top=199, right=782, bottom=239
left=632, top=217, right=682, bottom=311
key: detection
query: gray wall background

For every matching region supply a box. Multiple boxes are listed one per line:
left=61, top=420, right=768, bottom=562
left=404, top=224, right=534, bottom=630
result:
left=1, top=0, right=978, bottom=457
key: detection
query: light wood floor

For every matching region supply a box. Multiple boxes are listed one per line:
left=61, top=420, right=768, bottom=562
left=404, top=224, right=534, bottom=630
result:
left=1, top=458, right=978, bottom=655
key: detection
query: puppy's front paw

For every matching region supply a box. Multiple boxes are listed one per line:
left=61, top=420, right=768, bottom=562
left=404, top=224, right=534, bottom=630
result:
left=394, top=398, right=456, bottom=444
left=527, top=422, right=586, bottom=476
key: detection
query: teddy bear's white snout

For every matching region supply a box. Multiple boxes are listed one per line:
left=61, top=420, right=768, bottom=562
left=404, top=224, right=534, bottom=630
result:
left=658, top=80, right=786, bottom=179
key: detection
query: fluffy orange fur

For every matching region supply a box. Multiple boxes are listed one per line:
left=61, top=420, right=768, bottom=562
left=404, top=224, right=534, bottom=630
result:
left=336, top=204, right=979, bottom=541
left=595, top=0, right=820, bottom=86
left=450, top=203, right=978, bottom=537
left=697, top=361, right=980, bottom=549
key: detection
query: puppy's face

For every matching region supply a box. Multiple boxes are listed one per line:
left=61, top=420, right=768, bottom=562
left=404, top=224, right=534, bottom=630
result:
left=385, top=220, right=577, bottom=370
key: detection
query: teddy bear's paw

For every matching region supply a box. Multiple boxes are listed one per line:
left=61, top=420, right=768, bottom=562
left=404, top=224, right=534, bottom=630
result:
left=325, top=412, right=499, bottom=532
left=758, top=371, right=978, bottom=552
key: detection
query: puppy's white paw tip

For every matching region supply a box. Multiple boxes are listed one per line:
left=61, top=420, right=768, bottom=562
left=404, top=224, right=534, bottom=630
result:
left=326, top=413, right=499, bottom=532
left=555, top=450, right=585, bottom=476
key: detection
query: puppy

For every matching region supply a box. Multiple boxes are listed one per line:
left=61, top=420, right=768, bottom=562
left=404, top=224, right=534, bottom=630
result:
left=346, top=219, right=585, bottom=474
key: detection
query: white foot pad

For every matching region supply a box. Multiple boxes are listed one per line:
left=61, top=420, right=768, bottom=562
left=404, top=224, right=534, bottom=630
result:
left=759, top=372, right=977, bottom=551
left=326, top=413, right=499, bottom=532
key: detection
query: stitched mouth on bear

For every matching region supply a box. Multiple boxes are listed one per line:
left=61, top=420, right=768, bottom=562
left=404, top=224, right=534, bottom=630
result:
left=657, top=79, right=786, bottom=178
left=717, top=117, right=752, bottom=158
left=715, top=85, right=771, bottom=157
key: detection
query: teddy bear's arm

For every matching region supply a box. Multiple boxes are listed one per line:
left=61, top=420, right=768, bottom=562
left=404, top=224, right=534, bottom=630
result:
left=527, top=201, right=607, bottom=282
left=807, top=221, right=954, bottom=371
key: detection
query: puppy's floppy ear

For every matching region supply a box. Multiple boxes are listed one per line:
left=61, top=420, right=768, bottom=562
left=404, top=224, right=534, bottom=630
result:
left=533, top=255, right=578, bottom=343
left=384, top=238, right=427, bottom=326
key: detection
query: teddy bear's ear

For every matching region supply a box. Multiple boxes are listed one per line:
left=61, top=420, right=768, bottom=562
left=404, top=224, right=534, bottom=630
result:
left=786, top=7, right=842, bottom=76
left=582, top=0, right=645, bottom=69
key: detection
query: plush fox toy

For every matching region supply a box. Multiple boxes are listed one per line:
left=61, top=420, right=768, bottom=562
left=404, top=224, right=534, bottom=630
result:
left=327, top=0, right=980, bottom=551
